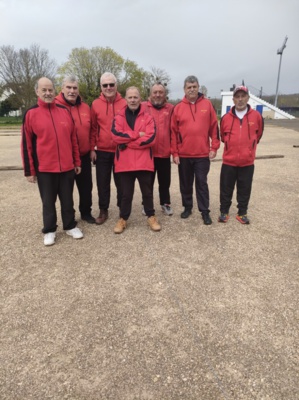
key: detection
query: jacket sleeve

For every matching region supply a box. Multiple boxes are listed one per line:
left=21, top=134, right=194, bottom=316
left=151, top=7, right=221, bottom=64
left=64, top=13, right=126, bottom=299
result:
left=90, top=103, right=98, bottom=151
left=71, top=124, right=81, bottom=167
left=170, top=106, right=179, bottom=157
left=219, top=115, right=226, bottom=143
left=256, top=114, right=264, bottom=143
left=209, top=104, right=220, bottom=152
left=21, top=111, right=35, bottom=177
left=111, top=116, right=140, bottom=144
left=127, top=114, right=156, bottom=149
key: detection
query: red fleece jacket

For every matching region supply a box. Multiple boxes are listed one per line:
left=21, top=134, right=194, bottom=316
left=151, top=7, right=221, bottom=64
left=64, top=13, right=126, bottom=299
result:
left=55, top=92, right=91, bottom=156
left=111, top=105, right=156, bottom=173
left=171, top=95, right=220, bottom=158
left=90, top=92, right=126, bottom=153
left=220, top=105, right=264, bottom=167
left=21, top=98, right=80, bottom=176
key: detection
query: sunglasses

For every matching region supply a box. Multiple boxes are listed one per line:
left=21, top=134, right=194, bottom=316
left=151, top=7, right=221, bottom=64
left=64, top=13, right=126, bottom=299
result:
left=102, top=83, right=115, bottom=88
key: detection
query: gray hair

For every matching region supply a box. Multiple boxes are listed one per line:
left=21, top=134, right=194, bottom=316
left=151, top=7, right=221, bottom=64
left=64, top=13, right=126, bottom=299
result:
left=125, top=86, right=141, bottom=96
left=100, top=72, right=117, bottom=84
left=184, top=75, right=199, bottom=88
left=150, top=82, right=166, bottom=94
left=61, top=74, right=79, bottom=86
left=34, top=77, right=55, bottom=91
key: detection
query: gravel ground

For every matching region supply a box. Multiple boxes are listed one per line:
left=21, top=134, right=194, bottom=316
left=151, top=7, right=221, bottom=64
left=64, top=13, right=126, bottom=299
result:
left=0, top=122, right=298, bottom=400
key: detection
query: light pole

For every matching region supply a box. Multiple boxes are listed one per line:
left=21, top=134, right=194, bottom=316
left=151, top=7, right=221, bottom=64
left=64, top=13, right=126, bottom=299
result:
left=274, top=36, right=288, bottom=108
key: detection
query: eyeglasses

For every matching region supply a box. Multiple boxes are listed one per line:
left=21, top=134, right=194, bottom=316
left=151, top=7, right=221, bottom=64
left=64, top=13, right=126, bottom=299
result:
left=101, top=83, right=115, bottom=88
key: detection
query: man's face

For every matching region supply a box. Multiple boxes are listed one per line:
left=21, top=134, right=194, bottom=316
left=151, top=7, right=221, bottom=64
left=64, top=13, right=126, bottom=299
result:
left=61, top=81, right=79, bottom=104
left=149, top=84, right=166, bottom=106
left=126, top=88, right=141, bottom=111
left=35, top=78, right=55, bottom=103
left=184, top=81, right=199, bottom=102
left=233, top=91, right=249, bottom=111
left=101, top=76, right=117, bottom=101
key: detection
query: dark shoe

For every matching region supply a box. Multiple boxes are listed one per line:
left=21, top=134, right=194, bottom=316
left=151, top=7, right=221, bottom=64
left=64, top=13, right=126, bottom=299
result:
left=236, top=214, right=250, bottom=224
left=181, top=208, right=192, bottom=219
left=81, top=214, right=96, bottom=224
left=218, top=213, right=229, bottom=223
left=95, top=209, right=108, bottom=225
left=202, top=213, right=212, bottom=225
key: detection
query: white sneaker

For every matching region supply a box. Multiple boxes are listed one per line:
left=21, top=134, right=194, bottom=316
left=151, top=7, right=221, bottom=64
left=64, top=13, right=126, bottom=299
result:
left=161, top=204, right=173, bottom=216
left=66, top=227, right=84, bottom=239
left=44, top=232, right=56, bottom=246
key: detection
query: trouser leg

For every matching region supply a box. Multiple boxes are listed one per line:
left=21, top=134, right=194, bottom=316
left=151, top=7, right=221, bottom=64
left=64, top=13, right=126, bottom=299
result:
left=220, top=164, right=237, bottom=214
left=75, top=153, right=93, bottom=216
left=119, top=172, right=136, bottom=220
left=58, top=170, right=77, bottom=230
left=194, top=157, right=210, bottom=213
left=37, top=172, right=58, bottom=233
left=137, top=171, right=155, bottom=217
left=113, top=168, right=122, bottom=209
left=236, top=165, right=254, bottom=215
left=155, top=157, right=171, bottom=205
left=95, top=150, right=113, bottom=210
left=178, top=157, right=194, bottom=209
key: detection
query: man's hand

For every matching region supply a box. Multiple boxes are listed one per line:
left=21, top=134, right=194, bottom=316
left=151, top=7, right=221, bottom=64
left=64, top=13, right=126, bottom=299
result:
left=75, top=166, right=82, bottom=175
left=173, top=156, right=180, bottom=165
left=209, top=150, right=216, bottom=160
left=90, top=150, right=97, bottom=164
left=26, top=176, right=37, bottom=183
left=139, top=131, right=145, bottom=137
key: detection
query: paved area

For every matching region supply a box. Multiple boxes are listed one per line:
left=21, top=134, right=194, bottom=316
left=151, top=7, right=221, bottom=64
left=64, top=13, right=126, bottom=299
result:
left=0, top=123, right=298, bottom=399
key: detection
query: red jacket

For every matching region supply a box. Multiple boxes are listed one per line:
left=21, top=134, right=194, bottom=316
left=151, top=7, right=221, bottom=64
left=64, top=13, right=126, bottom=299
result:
left=142, top=101, right=174, bottom=158
left=111, top=105, right=156, bottom=173
left=21, top=98, right=81, bottom=176
left=220, top=105, right=264, bottom=167
left=90, top=92, right=126, bottom=152
left=171, top=94, right=220, bottom=158
left=55, top=93, right=91, bottom=156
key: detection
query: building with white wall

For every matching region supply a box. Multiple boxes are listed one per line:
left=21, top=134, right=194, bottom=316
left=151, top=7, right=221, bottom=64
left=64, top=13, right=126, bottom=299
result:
left=221, top=91, right=295, bottom=120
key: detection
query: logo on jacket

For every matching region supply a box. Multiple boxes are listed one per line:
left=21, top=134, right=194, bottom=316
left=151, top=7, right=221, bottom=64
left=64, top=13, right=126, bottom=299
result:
left=201, top=110, right=207, bottom=113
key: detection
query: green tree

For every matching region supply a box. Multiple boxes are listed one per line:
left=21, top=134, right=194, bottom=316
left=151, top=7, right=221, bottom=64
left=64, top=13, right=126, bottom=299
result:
left=58, top=47, right=125, bottom=104
left=0, top=44, right=57, bottom=113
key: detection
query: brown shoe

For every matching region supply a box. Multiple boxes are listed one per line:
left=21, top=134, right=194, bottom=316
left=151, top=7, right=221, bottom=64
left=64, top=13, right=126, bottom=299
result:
left=95, top=209, right=108, bottom=225
left=114, top=218, right=127, bottom=234
left=147, top=216, right=161, bottom=232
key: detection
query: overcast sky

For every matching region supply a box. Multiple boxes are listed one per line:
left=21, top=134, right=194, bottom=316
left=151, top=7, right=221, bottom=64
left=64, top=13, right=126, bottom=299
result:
left=1, top=0, right=298, bottom=99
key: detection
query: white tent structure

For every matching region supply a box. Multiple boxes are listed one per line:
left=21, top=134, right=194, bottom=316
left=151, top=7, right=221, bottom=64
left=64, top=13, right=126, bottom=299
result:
left=221, top=91, right=295, bottom=120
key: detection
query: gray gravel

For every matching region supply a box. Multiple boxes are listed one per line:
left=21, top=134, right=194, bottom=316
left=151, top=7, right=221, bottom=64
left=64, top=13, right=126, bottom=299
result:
left=0, top=122, right=298, bottom=400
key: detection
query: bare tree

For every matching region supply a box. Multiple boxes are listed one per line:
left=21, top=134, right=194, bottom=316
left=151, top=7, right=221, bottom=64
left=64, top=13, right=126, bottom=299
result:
left=0, top=44, right=57, bottom=113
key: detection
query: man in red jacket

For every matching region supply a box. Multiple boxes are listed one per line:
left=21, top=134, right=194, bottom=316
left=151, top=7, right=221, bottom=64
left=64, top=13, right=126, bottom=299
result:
left=143, top=83, right=174, bottom=216
left=56, top=75, right=95, bottom=224
left=90, top=72, right=126, bottom=225
left=21, top=77, right=83, bottom=246
left=111, top=87, right=161, bottom=234
left=171, top=75, right=220, bottom=225
left=218, top=85, right=264, bottom=224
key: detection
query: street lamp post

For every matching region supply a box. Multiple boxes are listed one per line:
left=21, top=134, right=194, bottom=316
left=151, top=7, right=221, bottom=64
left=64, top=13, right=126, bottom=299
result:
left=274, top=36, right=288, bottom=108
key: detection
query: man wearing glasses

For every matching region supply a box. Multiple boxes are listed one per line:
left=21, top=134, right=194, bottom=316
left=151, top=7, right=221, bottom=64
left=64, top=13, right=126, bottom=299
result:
left=90, top=72, right=127, bottom=225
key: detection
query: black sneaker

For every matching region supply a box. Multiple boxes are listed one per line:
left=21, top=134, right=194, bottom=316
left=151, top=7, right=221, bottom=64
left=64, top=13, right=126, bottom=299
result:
left=181, top=208, right=192, bottom=219
left=202, top=213, right=212, bottom=225
left=81, top=214, right=96, bottom=224
left=236, top=214, right=250, bottom=224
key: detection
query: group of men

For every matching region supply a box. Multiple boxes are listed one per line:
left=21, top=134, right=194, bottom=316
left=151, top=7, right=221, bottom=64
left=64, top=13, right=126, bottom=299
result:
left=21, top=73, right=263, bottom=245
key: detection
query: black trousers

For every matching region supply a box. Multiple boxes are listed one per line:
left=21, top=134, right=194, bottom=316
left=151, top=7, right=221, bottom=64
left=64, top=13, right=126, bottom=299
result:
left=95, top=150, right=122, bottom=210
left=152, top=157, right=171, bottom=205
left=36, top=170, right=77, bottom=233
left=119, top=171, right=155, bottom=220
left=178, top=157, right=210, bottom=213
left=75, top=152, right=93, bottom=216
left=220, top=164, right=254, bottom=215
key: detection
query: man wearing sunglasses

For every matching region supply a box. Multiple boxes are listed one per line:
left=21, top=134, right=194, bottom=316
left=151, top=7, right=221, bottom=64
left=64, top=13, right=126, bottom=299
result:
left=90, top=72, right=127, bottom=225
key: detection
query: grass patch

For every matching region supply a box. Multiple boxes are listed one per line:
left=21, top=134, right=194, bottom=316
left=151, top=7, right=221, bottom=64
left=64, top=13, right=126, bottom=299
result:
left=0, top=116, right=22, bottom=128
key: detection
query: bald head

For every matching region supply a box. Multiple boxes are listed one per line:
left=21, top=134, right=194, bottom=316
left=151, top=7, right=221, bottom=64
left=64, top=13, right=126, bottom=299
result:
left=35, top=77, right=55, bottom=103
